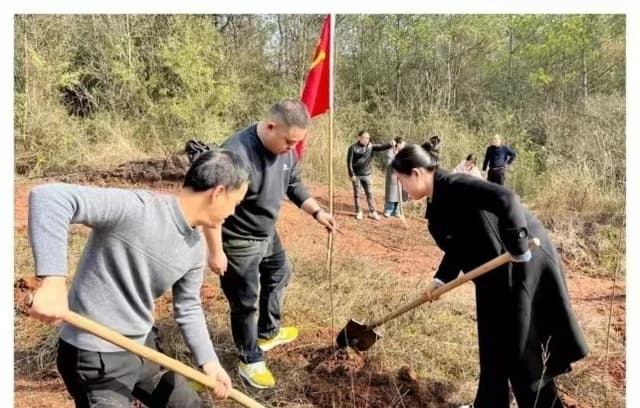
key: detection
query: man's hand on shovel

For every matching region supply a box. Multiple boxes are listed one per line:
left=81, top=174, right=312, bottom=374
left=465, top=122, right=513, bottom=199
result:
left=28, top=276, right=68, bottom=325
left=202, top=361, right=232, bottom=399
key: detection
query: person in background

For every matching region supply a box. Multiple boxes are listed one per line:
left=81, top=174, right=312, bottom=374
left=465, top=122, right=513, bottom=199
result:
left=346, top=130, right=393, bottom=220
left=390, top=144, right=588, bottom=408
left=422, top=134, right=442, bottom=163
left=383, top=136, right=407, bottom=217
left=482, top=134, right=516, bottom=185
left=453, top=153, right=483, bottom=178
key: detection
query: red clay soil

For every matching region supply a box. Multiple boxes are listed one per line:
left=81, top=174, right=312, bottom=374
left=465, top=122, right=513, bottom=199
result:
left=14, top=378, right=73, bottom=408
left=278, top=184, right=443, bottom=278
left=270, top=330, right=457, bottom=408
left=304, top=350, right=457, bottom=408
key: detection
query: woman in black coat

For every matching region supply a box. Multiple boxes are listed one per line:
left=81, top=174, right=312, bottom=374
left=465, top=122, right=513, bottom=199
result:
left=390, top=144, right=588, bottom=408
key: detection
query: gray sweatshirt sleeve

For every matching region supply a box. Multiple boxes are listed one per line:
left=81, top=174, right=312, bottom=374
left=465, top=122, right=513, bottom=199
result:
left=286, top=161, right=312, bottom=207
left=172, top=267, right=218, bottom=367
left=506, top=145, right=517, bottom=165
left=28, top=183, right=135, bottom=277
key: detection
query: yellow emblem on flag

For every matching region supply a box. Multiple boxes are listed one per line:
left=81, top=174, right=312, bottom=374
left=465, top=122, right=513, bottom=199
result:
left=310, top=50, right=326, bottom=70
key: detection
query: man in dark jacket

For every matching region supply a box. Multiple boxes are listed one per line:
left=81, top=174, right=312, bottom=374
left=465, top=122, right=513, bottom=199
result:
left=482, top=134, right=516, bottom=185
left=346, top=130, right=392, bottom=220
left=204, top=100, right=338, bottom=389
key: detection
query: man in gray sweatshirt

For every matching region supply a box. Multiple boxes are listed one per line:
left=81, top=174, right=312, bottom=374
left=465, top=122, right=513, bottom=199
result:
left=204, top=100, right=337, bottom=389
left=27, top=149, right=249, bottom=408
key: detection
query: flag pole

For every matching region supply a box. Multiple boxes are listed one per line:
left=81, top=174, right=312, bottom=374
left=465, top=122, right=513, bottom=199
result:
left=328, top=14, right=335, bottom=220
left=326, top=13, right=336, bottom=335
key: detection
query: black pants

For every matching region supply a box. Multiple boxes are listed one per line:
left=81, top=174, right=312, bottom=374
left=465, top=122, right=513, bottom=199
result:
left=473, top=273, right=564, bottom=408
left=57, top=330, right=201, bottom=408
left=487, top=167, right=506, bottom=185
left=220, top=233, right=291, bottom=364
left=351, top=175, right=376, bottom=213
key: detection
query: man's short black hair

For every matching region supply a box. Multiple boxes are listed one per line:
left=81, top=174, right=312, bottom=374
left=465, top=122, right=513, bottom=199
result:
left=183, top=149, right=249, bottom=192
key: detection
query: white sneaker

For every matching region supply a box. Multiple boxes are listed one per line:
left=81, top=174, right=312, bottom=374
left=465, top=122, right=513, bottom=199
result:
left=369, top=211, right=380, bottom=220
left=459, top=404, right=474, bottom=408
left=355, top=211, right=363, bottom=220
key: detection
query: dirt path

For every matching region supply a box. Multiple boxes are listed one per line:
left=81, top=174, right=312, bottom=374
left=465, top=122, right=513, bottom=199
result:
left=13, top=179, right=625, bottom=407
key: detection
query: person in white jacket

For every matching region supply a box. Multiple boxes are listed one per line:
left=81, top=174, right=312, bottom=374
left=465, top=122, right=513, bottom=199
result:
left=453, top=153, right=483, bottom=178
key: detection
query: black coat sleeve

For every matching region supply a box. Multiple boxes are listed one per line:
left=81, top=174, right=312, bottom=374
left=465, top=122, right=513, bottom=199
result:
left=434, top=251, right=462, bottom=283
left=506, top=145, right=517, bottom=165
left=451, top=175, right=529, bottom=256
left=286, top=160, right=312, bottom=207
left=372, top=142, right=393, bottom=152
left=346, top=145, right=355, bottom=178
left=482, top=146, right=491, bottom=171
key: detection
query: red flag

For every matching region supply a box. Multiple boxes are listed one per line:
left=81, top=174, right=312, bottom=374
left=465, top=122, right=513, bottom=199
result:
left=297, top=15, right=331, bottom=158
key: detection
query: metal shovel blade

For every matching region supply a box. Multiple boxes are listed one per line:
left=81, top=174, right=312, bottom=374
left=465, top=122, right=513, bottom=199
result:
left=335, top=319, right=383, bottom=351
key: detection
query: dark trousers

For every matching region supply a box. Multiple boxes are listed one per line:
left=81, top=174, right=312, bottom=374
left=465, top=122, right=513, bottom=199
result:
left=351, top=175, right=376, bottom=213
left=220, top=233, right=291, bottom=364
left=487, top=167, right=506, bottom=185
left=57, top=330, right=201, bottom=408
left=473, top=275, right=564, bottom=408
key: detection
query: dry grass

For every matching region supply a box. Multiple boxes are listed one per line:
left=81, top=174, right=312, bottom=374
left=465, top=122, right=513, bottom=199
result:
left=299, top=115, right=352, bottom=189
left=530, top=166, right=625, bottom=279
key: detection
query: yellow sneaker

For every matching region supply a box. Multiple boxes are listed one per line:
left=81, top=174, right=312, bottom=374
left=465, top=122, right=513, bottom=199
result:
left=257, top=327, right=299, bottom=352
left=237, top=361, right=275, bottom=389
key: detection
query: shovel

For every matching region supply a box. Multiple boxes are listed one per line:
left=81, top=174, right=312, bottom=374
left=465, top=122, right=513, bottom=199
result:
left=336, top=238, right=540, bottom=351
left=22, top=295, right=266, bottom=408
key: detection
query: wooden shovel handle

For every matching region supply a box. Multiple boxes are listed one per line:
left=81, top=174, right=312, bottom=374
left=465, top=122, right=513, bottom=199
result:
left=369, top=238, right=541, bottom=329
left=24, top=297, right=265, bottom=408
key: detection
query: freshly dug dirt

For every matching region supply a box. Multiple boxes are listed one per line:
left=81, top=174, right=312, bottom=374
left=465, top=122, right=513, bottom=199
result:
left=53, top=152, right=191, bottom=185
left=304, top=347, right=457, bottom=407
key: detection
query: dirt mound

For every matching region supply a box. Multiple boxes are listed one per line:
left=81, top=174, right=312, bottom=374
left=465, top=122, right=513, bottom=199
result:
left=54, top=152, right=190, bottom=185
left=300, top=346, right=456, bottom=408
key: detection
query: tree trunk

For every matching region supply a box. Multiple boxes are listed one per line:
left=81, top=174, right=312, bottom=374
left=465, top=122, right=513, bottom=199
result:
left=126, top=15, right=132, bottom=71
left=299, top=17, right=307, bottom=92
left=507, top=25, right=513, bottom=98
left=277, top=15, right=284, bottom=73
left=447, top=41, right=452, bottom=111
left=359, top=20, right=365, bottom=104
left=582, top=48, right=588, bottom=98
left=395, top=16, right=401, bottom=109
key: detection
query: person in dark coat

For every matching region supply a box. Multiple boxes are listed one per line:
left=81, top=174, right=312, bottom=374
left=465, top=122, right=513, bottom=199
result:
left=346, top=130, right=393, bottom=220
left=421, top=134, right=442, bottom=163
left=482, top=134, right=516, bottom=185
left=390, top=144, right=588, bottom=408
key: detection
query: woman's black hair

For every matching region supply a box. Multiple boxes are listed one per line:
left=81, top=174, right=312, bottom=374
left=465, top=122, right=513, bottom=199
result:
left=466, top=153, right=477, bottom=164
left=391, top=144, right=438, bottom=175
